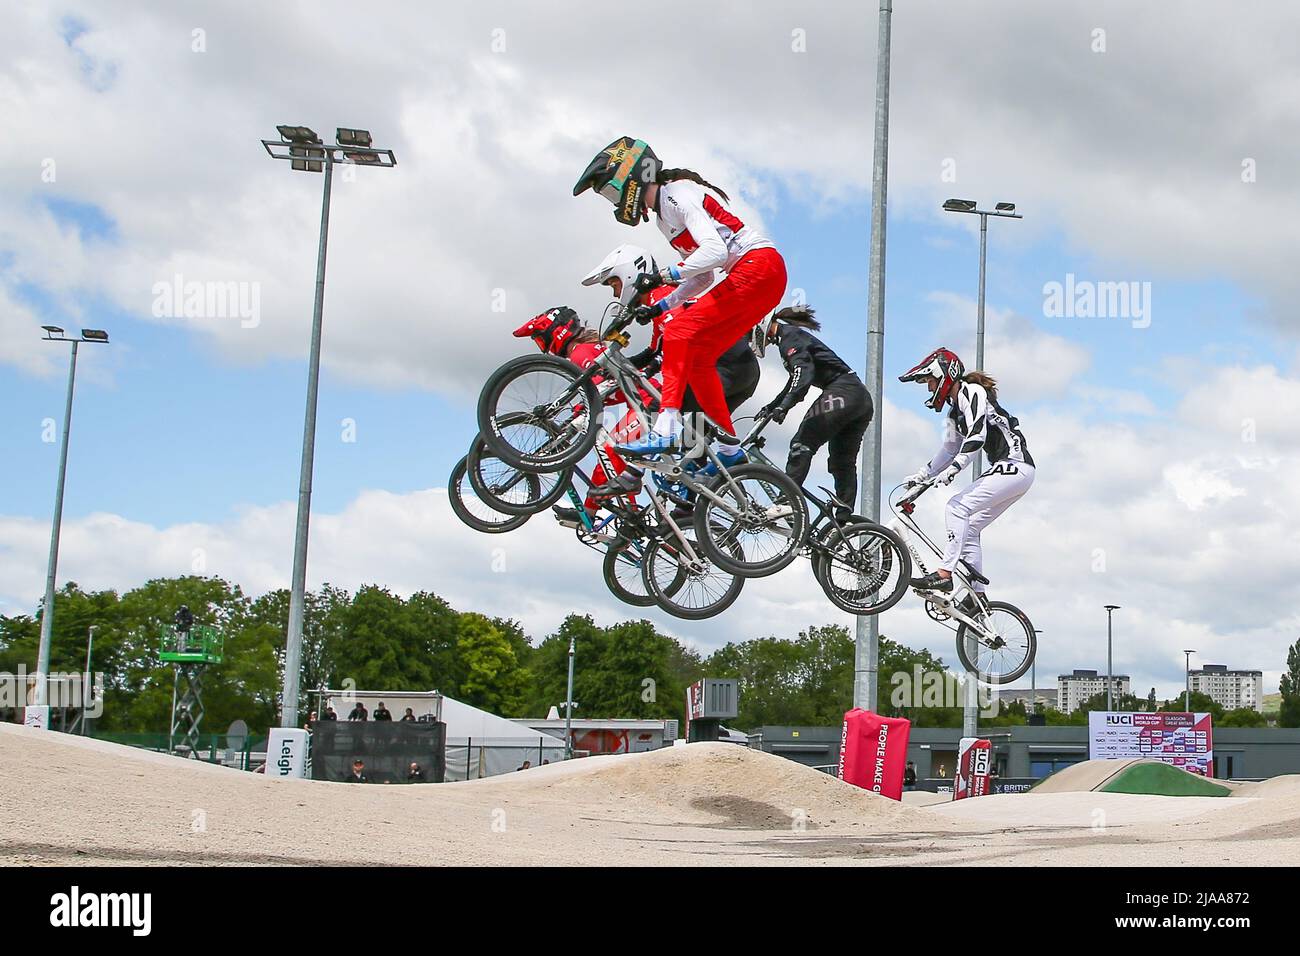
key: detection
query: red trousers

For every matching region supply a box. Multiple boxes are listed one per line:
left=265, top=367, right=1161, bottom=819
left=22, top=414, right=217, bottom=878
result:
left=659, top=247, right=786, bottom=436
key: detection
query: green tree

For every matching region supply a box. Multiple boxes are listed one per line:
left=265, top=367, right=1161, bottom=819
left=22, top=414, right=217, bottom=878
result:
left=1279, top=638, right=1300, bottom=728
left=456, top=612, right=528, bottom=714
left=1218, top=707, right=1267, bottom=728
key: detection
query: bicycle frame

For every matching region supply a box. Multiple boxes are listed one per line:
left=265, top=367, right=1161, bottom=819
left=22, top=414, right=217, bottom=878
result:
left=889, top=482, right=996, bottom=638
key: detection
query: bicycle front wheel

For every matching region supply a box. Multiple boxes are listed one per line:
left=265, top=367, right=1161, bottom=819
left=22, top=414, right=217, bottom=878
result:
left=955, top=601, right=1036, bottom=685
left=693, top=462, right=808, bottom=578
left=467, top=423, right=572, bottom=515
left=477, top=354, right=602, bottom=473
left=448, top=455, right=531, bottom=535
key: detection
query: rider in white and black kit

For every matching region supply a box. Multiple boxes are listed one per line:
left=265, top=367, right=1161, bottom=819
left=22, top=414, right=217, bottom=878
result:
left=756, top=306, right=873, bottom=521
left=899, top=348, right=1035, bottom=605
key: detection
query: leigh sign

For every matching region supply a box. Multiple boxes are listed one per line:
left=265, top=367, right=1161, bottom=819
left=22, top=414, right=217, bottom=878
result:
left=266, top=728, right=309, bottom=779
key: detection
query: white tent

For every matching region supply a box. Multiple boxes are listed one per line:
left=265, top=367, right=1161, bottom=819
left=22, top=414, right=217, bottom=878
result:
left=440, top=695, right=565, bottom=780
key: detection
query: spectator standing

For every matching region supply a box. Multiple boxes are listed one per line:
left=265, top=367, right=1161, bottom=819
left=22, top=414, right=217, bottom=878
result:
left=347, top=702, right=368, bottom=721
left=904, top=761, right=918, bottom=791
left=400, top=708, right=417, bottom=722
left=346, top=759, right=368, bottom=783
left=373, top=702, right=393, bottom=722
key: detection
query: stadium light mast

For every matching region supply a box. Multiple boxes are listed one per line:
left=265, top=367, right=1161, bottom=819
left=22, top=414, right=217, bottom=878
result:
left=1183, top=649, right=1196, bottom=712
left=1104, top=605, right=1120, bottom=711
left=261, top=125, right=397, bottom=728
left=854, top=0, right=892, bottom=715
left=35, top=326, right=110, bottom=712
left=940, top=199, right=1022, bottom=479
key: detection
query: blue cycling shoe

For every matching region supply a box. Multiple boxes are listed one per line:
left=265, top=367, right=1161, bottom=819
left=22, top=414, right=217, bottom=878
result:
left=697, top=448, right=748, bottom=478
left=614, top=432, right=681, bottom=458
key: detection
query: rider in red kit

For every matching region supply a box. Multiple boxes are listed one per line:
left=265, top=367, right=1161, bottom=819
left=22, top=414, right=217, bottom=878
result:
left=573, top=137, right=786, bottom=468
left=510, top=306, right=654, bottom=519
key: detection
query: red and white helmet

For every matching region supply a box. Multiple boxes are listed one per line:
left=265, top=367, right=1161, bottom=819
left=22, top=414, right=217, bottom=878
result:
left=900, top=348, right=965, bottom=412
left=513, top=307, right=580, bottom=355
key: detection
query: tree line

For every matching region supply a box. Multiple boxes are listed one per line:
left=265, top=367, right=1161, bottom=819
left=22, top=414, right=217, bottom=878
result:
left=2, top=575, right=1297, bottom=735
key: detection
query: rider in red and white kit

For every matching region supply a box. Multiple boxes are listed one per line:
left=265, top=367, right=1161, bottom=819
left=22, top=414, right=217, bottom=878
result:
left=511, top=306, right=655, bottom=519
left=572, top=137, right=785, bottom=468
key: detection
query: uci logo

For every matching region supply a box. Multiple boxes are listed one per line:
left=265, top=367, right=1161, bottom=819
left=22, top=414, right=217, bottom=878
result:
left=1106, top=714, right=1133, bottom=725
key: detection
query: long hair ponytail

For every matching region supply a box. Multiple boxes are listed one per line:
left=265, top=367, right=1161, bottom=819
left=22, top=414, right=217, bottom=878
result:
left=657, top=167, right=730, bottom=203
left=963, top=371, right=999, bottom=402
left=772, top=305, right=820, bottom=331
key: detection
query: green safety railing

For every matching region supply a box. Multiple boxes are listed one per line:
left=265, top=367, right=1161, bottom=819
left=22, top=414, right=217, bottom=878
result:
left=159, top=625, right=224, bottom=664
left=91, top=730, right=266, bottom=769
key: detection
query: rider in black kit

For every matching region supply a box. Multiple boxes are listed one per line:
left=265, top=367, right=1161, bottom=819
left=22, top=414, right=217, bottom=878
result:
left=756, top=306, right=873, bottom=521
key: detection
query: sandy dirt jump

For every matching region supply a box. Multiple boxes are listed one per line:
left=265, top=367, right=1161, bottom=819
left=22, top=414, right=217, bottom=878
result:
left=2, top=724, right=1297, bottom=866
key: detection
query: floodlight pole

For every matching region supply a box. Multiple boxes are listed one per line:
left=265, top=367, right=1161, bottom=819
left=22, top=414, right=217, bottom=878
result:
left=1183, top=650, right=1195, bottom=711
left=35, top=339, right=79, bottom=708
left=1105, top=605, right=1120, bottom=711
left=261, top=128, right=396, bottom=729
left=854, top=0, right=892, bottom=714
left=282, top=157, right=334, bottom=729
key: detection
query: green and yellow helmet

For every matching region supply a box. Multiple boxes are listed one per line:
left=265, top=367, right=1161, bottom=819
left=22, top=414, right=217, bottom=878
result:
left=573, top=136, right=661, bottom=226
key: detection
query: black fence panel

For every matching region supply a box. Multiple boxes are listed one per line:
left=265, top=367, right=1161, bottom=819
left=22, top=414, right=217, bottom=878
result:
left=310, top=720, right=446, bottom=783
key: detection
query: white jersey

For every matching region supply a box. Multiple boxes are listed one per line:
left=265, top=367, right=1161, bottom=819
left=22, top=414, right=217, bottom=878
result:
left=926, top=382, right=1034, bottom=477
left=653, top=179, right=774, bottom=310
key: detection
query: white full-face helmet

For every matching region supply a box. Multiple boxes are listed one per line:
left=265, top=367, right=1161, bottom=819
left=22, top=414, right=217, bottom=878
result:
left=581, top=244, right=659, bottom=308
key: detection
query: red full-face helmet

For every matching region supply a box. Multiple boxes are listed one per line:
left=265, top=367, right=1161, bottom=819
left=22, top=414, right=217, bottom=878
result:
left=513, top=307, right=581, bottom=355
left=899, top=348, right=965, bottom=412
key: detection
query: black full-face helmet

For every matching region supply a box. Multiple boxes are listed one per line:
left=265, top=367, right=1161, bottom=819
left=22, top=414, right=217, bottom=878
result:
left=573, top=137, right=662, bottom=226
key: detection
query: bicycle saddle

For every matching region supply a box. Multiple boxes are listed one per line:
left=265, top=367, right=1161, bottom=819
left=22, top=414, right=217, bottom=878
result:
left=960, top=560, right=990, bottom=586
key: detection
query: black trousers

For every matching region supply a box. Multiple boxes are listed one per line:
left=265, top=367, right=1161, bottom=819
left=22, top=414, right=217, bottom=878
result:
left=786, top=374, right=873, bottom=510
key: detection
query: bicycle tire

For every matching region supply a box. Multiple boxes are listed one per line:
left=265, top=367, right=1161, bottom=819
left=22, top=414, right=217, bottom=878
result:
left=467, top=426, right=573, bottom=515
left=955, top=600, right=1036, bottom=685
left=693, top=462, right=808, bottom=578
left=814, top=521, right=912, bottom=616
left=476, top=354, right=602, bottom=473
left=641, top=535, right=744, bottom=621
left=448, top=455, right=532, bottom=534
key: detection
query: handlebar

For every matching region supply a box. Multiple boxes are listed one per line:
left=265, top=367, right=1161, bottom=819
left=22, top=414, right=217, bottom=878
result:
left=894, top=478, right=938, bottom=515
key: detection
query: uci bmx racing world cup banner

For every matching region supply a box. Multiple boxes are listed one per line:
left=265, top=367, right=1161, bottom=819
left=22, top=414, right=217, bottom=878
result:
left=1088, top=712, right=1214, bottom=776
left=953, top=737, right=992, bottom=800
left=838, top=709, right=910, bottom=800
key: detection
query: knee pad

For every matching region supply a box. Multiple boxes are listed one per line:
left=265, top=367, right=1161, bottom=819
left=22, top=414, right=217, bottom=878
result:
left=786, top=442, right=814, bottom=481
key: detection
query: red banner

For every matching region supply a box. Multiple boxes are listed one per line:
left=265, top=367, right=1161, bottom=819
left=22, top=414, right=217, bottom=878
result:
left=953, top=737, right=992, bottom=800
left=838, top=709, right=911, bottom=800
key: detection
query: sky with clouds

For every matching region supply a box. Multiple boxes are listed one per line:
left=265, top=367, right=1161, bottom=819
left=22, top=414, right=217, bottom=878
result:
left=3, top=0, right=1299, bottom=701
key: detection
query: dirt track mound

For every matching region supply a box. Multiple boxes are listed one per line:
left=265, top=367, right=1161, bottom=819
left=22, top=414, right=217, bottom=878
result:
left=472, top=743, right=928, bottom=829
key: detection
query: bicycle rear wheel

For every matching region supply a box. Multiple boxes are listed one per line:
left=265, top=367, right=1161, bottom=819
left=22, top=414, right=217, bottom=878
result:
left=448, top=455, right=531, bottom=534
left=641, top=535, right=744, bottom=620
left=955, top=601, right=1036, bottom=685
left=477, top=354, right=602, bottom=473
left=693, top=462, right=808, bottom=578
left=814, top=521, right=911, bottom=616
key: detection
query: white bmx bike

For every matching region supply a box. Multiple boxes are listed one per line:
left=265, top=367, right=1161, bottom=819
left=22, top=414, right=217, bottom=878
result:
left=889, top=479, right=1037, bottom=685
